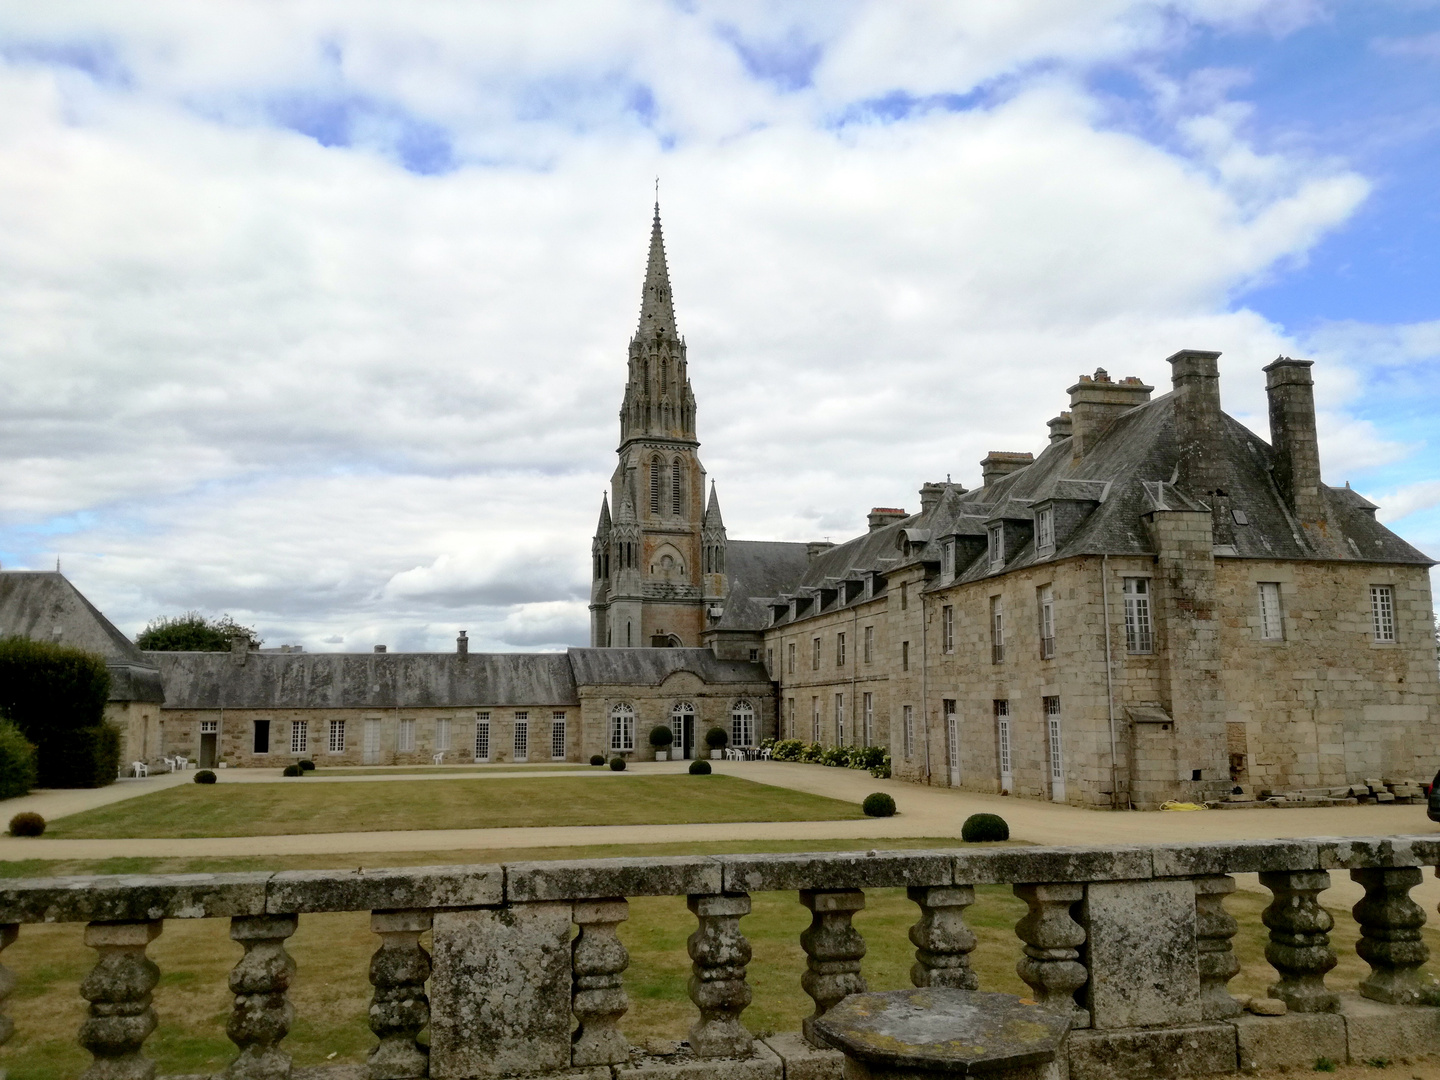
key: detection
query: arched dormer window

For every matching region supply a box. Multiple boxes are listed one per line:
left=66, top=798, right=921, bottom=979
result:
left=730, top=699, right=755, bottom=747
left=671, top=458, right=682, bottom=516
left=610, top=703, right=635, bottom=752
left=650, top=458, right=661, bottom=514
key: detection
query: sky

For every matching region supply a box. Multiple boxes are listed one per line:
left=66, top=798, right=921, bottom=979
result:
left=0, top=1, right=1436, bottom=653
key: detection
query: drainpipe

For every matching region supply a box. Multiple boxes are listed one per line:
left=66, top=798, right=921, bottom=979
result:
left=1101, top=554, right=1123, bottom=810
left=921, top=585, right=932, bottom=784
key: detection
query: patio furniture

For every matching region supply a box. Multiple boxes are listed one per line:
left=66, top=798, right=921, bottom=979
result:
left=162, top=756, right=177, bottom=772
left=174, top=756, right=189, bottom=770
left=131, top=761, right=148, bottom=778
left=432, top=752, right=445, bottom=765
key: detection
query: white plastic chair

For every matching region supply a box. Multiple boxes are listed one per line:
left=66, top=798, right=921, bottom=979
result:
left=432, top=752, right=445, bottom=765
left=131, top=761, right=148, bottom=778
left=760, top=748, right=772, bottom=761
left=163, top=756, right=177, bottom=772
left=174, top=755, right=189, bottom=770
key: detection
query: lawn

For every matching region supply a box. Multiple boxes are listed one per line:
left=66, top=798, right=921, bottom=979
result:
left=319, top=763, right=590, bottom=775
left=46, top=774, right=866, bottom=839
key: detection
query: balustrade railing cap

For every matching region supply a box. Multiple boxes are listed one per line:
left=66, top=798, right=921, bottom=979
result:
left=506, top=855, right=721, bottom=902
left=718, top=850, right=955, bottom=893
left=267, top=864, right=503, bottom=913
left=0, top=871, right=270, bottom=924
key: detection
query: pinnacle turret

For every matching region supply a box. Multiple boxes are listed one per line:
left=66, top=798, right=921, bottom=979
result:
left=619, top=202, right=697, bottom=446
left=703, top=481, right=724, bottom=528
left=636, top=202, right=678, bottom=341
left=595, top=493, right=612, bottom=535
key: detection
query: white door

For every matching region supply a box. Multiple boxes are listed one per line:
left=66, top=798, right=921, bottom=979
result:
left=1048, top=716, right=1066, bottom=802
left=946, top=713, right=961, bottom=787
left=363, top=718, right=381, bottom=765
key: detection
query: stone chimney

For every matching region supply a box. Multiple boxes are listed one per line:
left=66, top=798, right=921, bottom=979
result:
left=919, top=482, right=946, bottom=513
left=1263, top=357, right=1328, bottom=528
left=867, top=508, right=907, bottom=532
left=230, top=632, right=248, bottom=666
left=980, top=452, right=1033, bottom=487
left=457, top=630, right=469, bottom=657
left=374, top=644, right=387, bottom=653
left=1167, top=349, right=1225, bottom=498
left=806, top=541, right=836, bottom=559
left=1046, top=412, right=1073, bottom=445
left=1067, top=369, right=1152, bottom=458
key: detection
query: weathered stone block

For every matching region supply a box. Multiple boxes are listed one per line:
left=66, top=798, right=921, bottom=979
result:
left=1082, top=880, right=1201, bottom=1029
left=267, top=865, right=502, bottom=913
left=508, top=856, right=720, bottom=901
left=717, top=851, right=951, bottom=894
left=0, top=872, right=270, bottom=924
left=1340, top=994, right=1440, bottom=1062
left=1227, top=1012, right=1346, bottom=1071
left=762, top=1032, right=842, bottom=1080
left=1150, top=839, right=1319, bottom=878
left=616, top=1039, right=783, bottom=1080
left=1315, top=836, right=1433, bottom=870
left=1067, top=1023, right=1236, bottom=1080
left=429, top=903, right=572, bottom=1078
left=961, top=846, right=1152, bottom=886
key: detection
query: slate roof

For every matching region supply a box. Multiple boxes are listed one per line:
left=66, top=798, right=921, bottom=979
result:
left=0, top=572, right=164, bottom=703
left=567, top=648, right=770, bottom=687
left=711, top=540, right=812, bottom=632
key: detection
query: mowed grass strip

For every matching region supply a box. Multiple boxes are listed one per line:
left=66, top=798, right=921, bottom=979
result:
left=46, top=774, right=866, bottom=839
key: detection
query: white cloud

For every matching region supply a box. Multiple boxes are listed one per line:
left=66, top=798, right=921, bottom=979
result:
left=1371, top=480, right=1440, bottom=525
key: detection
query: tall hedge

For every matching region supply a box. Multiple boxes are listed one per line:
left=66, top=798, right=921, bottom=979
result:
left=0, top=637, right=115, bottom=788
left=0, top=720, right=37, bottom=800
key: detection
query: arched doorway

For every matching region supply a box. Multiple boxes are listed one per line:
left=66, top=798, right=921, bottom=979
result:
left=671, top=701, right=695, bottom=759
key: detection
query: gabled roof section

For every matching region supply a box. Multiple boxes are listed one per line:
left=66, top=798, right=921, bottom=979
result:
left=710, top=539, right=810, bottom=631
left=567, top=647, right=768, bottom=687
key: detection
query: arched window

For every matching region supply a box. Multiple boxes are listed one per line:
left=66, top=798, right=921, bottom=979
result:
left=731, top=699, right=755, bottom=748
left=610, top=703, right=635, bottom=752
left=650, top=459, right=661, bottom=514
left=671, top=458, right=683, bottom=516
left=670, top=701, right=694, bottom=749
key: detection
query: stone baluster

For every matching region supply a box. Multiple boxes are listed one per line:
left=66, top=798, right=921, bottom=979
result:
left=0, top=923, right=17, bottom=1079
left=78, top=919, right=162, bottom=1080
left=1013, top=883, right=1088, bottom=1028
left=572, top=899, right=630, bottom=1066
left=907, top=886, right=978, bottom=991
left=799, top=889, right=867, bottom=1045
left=226, top=914, right=297, bottom=1080
left=687, top=893, right=753, bottom=1059
left=1259, top=870, right=1338, bottom=1013
left=1195, top=875, right=1242, bottom=1019
left=368, top=910, right=431, bottom=1080
left=1351, top=867, right=1434, bottom=1006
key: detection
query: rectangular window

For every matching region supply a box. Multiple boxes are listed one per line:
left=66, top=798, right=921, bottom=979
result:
left=291, top=720, right=308, bottom=754
left=551, top=712, right=567, bottom=760
left=749, top=648, right=759, bottom=662
left=902, top=640, right=910, bottom=671
left=835, top=693, right=845, bottom=745
left=514, top=712, right=529, bottom=760
left=863, top=625, right=874, bottom=663
left=943, top=699, right=959, bottom=782
left=863, top=692, right=874, bottom=745
left=988, top=524, right=1004, bottom=569
left=1045, top=697, right=1065, bottom=802
left=1123, top=578, right=1153, bottom=653
left=398, top=718, right=415, bottom=752
left=766, top=648, right=773, bottom=673
left=942, top=605, right=954, bottom=653
left=732, top=708, right=755, bottom=748
left=786, top=697, right=795, bottom=739
left=990, top=596, right=1005, bottom=664
left=903, top=705, right=914, bottom=759
left=836, top=632, right=846, bottom=667
left=1371, top=585, right=1396, bottom=642
left=474, top=712, right=490, bottom=761
left=1039, top=585, right=1055, bottom=659
left=200, top=719, right=218, bottom=734
left=900, top=581, right=908, bottom=610
left=995, top=700, right=1012, bottom=789
left=436, top=717, right=452, bottom=752
left=812, top=697, right=820, bottom=742
left=788, top=642, right=795, bottom=674
left=328, top=719, right=345, bottom=754
left=1036, top=507, right=1054, bottom=550
left=1258, top=582, right=1284, bottom=640
left=252, top=720, right=270, bottom=755
left=609, top=709, right=634, bottom=752
left=944, top=540, right=955, bottom=576
left=812, top=637, right=821, bottom=670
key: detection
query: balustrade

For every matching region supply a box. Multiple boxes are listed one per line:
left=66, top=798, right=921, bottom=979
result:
left=1013, top=882, right=1089, bottom=1028
left=79, top=919, right=162, bottom=1080
left=1194, top=874, right=1241, bottom=1019
left=907, top=885, right=979, bottom=990
left=571, top=899, right=630, bottom=1066
left=799, top=887, right=867, bottom=1044
left=1259, top=870, right=1339, bottom=1013
left=687, top=892, right=754, bottom=1058
left=1351, top=866, right=1434, bottom=1006
left=368, top=910, right=431, bottom=1080
left=226, top=914, right=297, bottom=1080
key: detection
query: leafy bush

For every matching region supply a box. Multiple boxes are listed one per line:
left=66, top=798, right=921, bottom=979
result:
left=609, top=756, right=627, bottom=771
left=688, top=759, right=712, bottom=775
left=298, top=759, right=315, bottom=771
left=589, top=754, right=605, bottom=766
left=282, top=764, right=302, bottom=777
left=0, top=637, right=114, bottom=788
left=8, top=812, right=45, bottom=837
left=961, top=813, right=1010, bottom=842
left=648, top=724, right=674, bottom=748
left=862, top=792, right=896, bottom=817
left=704, top=727, right=729, bottom=749
left=194, top=770, right=217, bottom=784
left=0, top=720, right=37, bottom=800
left=819, top=745, right=852, bottom=768
left=847, top=746, right=888, bottom=772
left=770, top=739, right=804, bottom=761
left=870, top=754, right=892, bottom=779
left=135, top=611, right=261, bottom=652
left=798, top=741, right=824, bottom=763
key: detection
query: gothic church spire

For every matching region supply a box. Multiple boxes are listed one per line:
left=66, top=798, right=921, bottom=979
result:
left=620, top=201, right=696, bottom=446
left=636, top=202, right=678, bottom=340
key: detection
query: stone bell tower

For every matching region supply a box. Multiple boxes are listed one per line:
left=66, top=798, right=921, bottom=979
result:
left=590, top=204, right=713, bottom=648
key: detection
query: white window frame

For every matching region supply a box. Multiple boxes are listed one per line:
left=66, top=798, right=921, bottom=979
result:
left=863, top=625, right=873, bottom=664
left=863, top=692, right=874, bottom=745
left=731, top=700, right=755, bottom=747
left=1039, top=585, right=1055, bottom=660
left=944, top=699, right=960, bottom=785
left=903, top=705, right=914, bottom=759
left=328, top=719, right=345, bottom=754
left=551, top=711, right=567, bottom=760
left=1036, top=507, right=1054, bottom=550
left=812, top=697, right=820, bottom=742
left=996, top=700, right=1012, bottom=790
left=786, top=697, right=795, bottom=739
left=474, top=712, right=490, bottom=762
left=1123, top=577, right=1153, bottom=654
left=836, top=632, right=846, bottom=667
left=834, top=693, right=845, bottom=745
left=988, top=524, right=1004, bottom=569
left=787, top=642, right=795, bottom=674
left=942, top=605, right=954, bottom=653
left=291, top=720, right=308, bottom=755
left=1371, top=585, right=1396, bottom=642
left=609, top=703, right=635, bottom=752
left=990, top=596, right=1005, bottom=664
left=812, top=637, right=821, bottom=670
left=200, top=719, right=218, bottom=734
left=435, top=717, right=452, bottom=752
left=1045, top=697, right=1065, bottom=802
left=398, top=718, right=416, bottom=752
left=513, top=712, right=529, bottom=761
left=1258, top=582, right=1284, bottom=641
left=671, top=701, right=694, bottom=749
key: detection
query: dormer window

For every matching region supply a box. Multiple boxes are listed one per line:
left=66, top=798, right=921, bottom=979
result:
left=988, top=525, right=1004, bottom=569
left=944, top=540, right=955, bottom=576
left=1036, top=507, right=1054, bottom=550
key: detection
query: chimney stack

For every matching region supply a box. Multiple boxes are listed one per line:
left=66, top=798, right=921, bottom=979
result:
left=806, top=541, right=836, bottom=559
left=1046, top=411, right=1073, bottom=445
left=1067, top=369, right=1152, bottom=457
left=230, top=631, right=248, bottom=666
left=374, top=644, right=387, bottom=653
left=980, top=452, right=1033, bottom=487
left=867, top=508, right=907, bottom=532
left=919, top=482, right=946, bottom=514
left=457, top=630, right=469, bottom=657
left=1263, top=357, right=1328, bottom=528
left=1167, top=349, right=1225, bottom=498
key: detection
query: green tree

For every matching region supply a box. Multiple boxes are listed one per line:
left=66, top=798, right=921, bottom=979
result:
left=136, top=612, right=261, bottom=652
left=0, top=637, right=116, bottom=788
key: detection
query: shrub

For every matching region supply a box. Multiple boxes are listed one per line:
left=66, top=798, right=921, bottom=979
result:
left=194, top=769, right=217, bottom=784
left=689, top=759, right=712, bottom=775
left=862, top=792, right=896, bottom=817
left=648, top=724, right=674, bottom=748
left=819, top=745, right=851, bottom=768
left=609, top=756, right=627, bottom=771
left=848, top=746, right=888, bottom=772
left=770, top=739, right=804, bottom=761
left=961, top=813, right=1010, bottom=843
left=298, top=759, right=315, bottom=771
left=704, top=726, right=729, bottom=749
left=798, top=741, right=824, bottom=764
left=135, top=612, right=261, bottom=652
left=282, top=764, right=302, bottom=777
left=0, top=719, right=37, bottom=800
left=8, top=812, right=45, bottom=837
left=870, top=754, right=892, bottom=779
left=0, top=637, right=113, bottom=788
left=589, top=754, right=606, bottom=766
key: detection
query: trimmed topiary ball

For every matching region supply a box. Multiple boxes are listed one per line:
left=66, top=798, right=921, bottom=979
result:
left=298, top=759, right=315, bottom=771
left=689, top=759, right=712, bottom=775
left=961, top=813, right=1010, bottom=842
left=590, top=754, right=606, bottom=766
left=609, top=756, right=627, bottom=771
left=862, top=792, right=896, bottom=817
left=282, top=764, right=302, bottom=777
left=194, top=770, right=217, bottom=784
left=8, top=812, right=45, bottom=837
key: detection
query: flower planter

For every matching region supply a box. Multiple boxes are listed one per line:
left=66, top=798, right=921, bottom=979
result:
left=711, top=749, right=723, bottom=760
left=654, top=751, right=668, bottom=762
